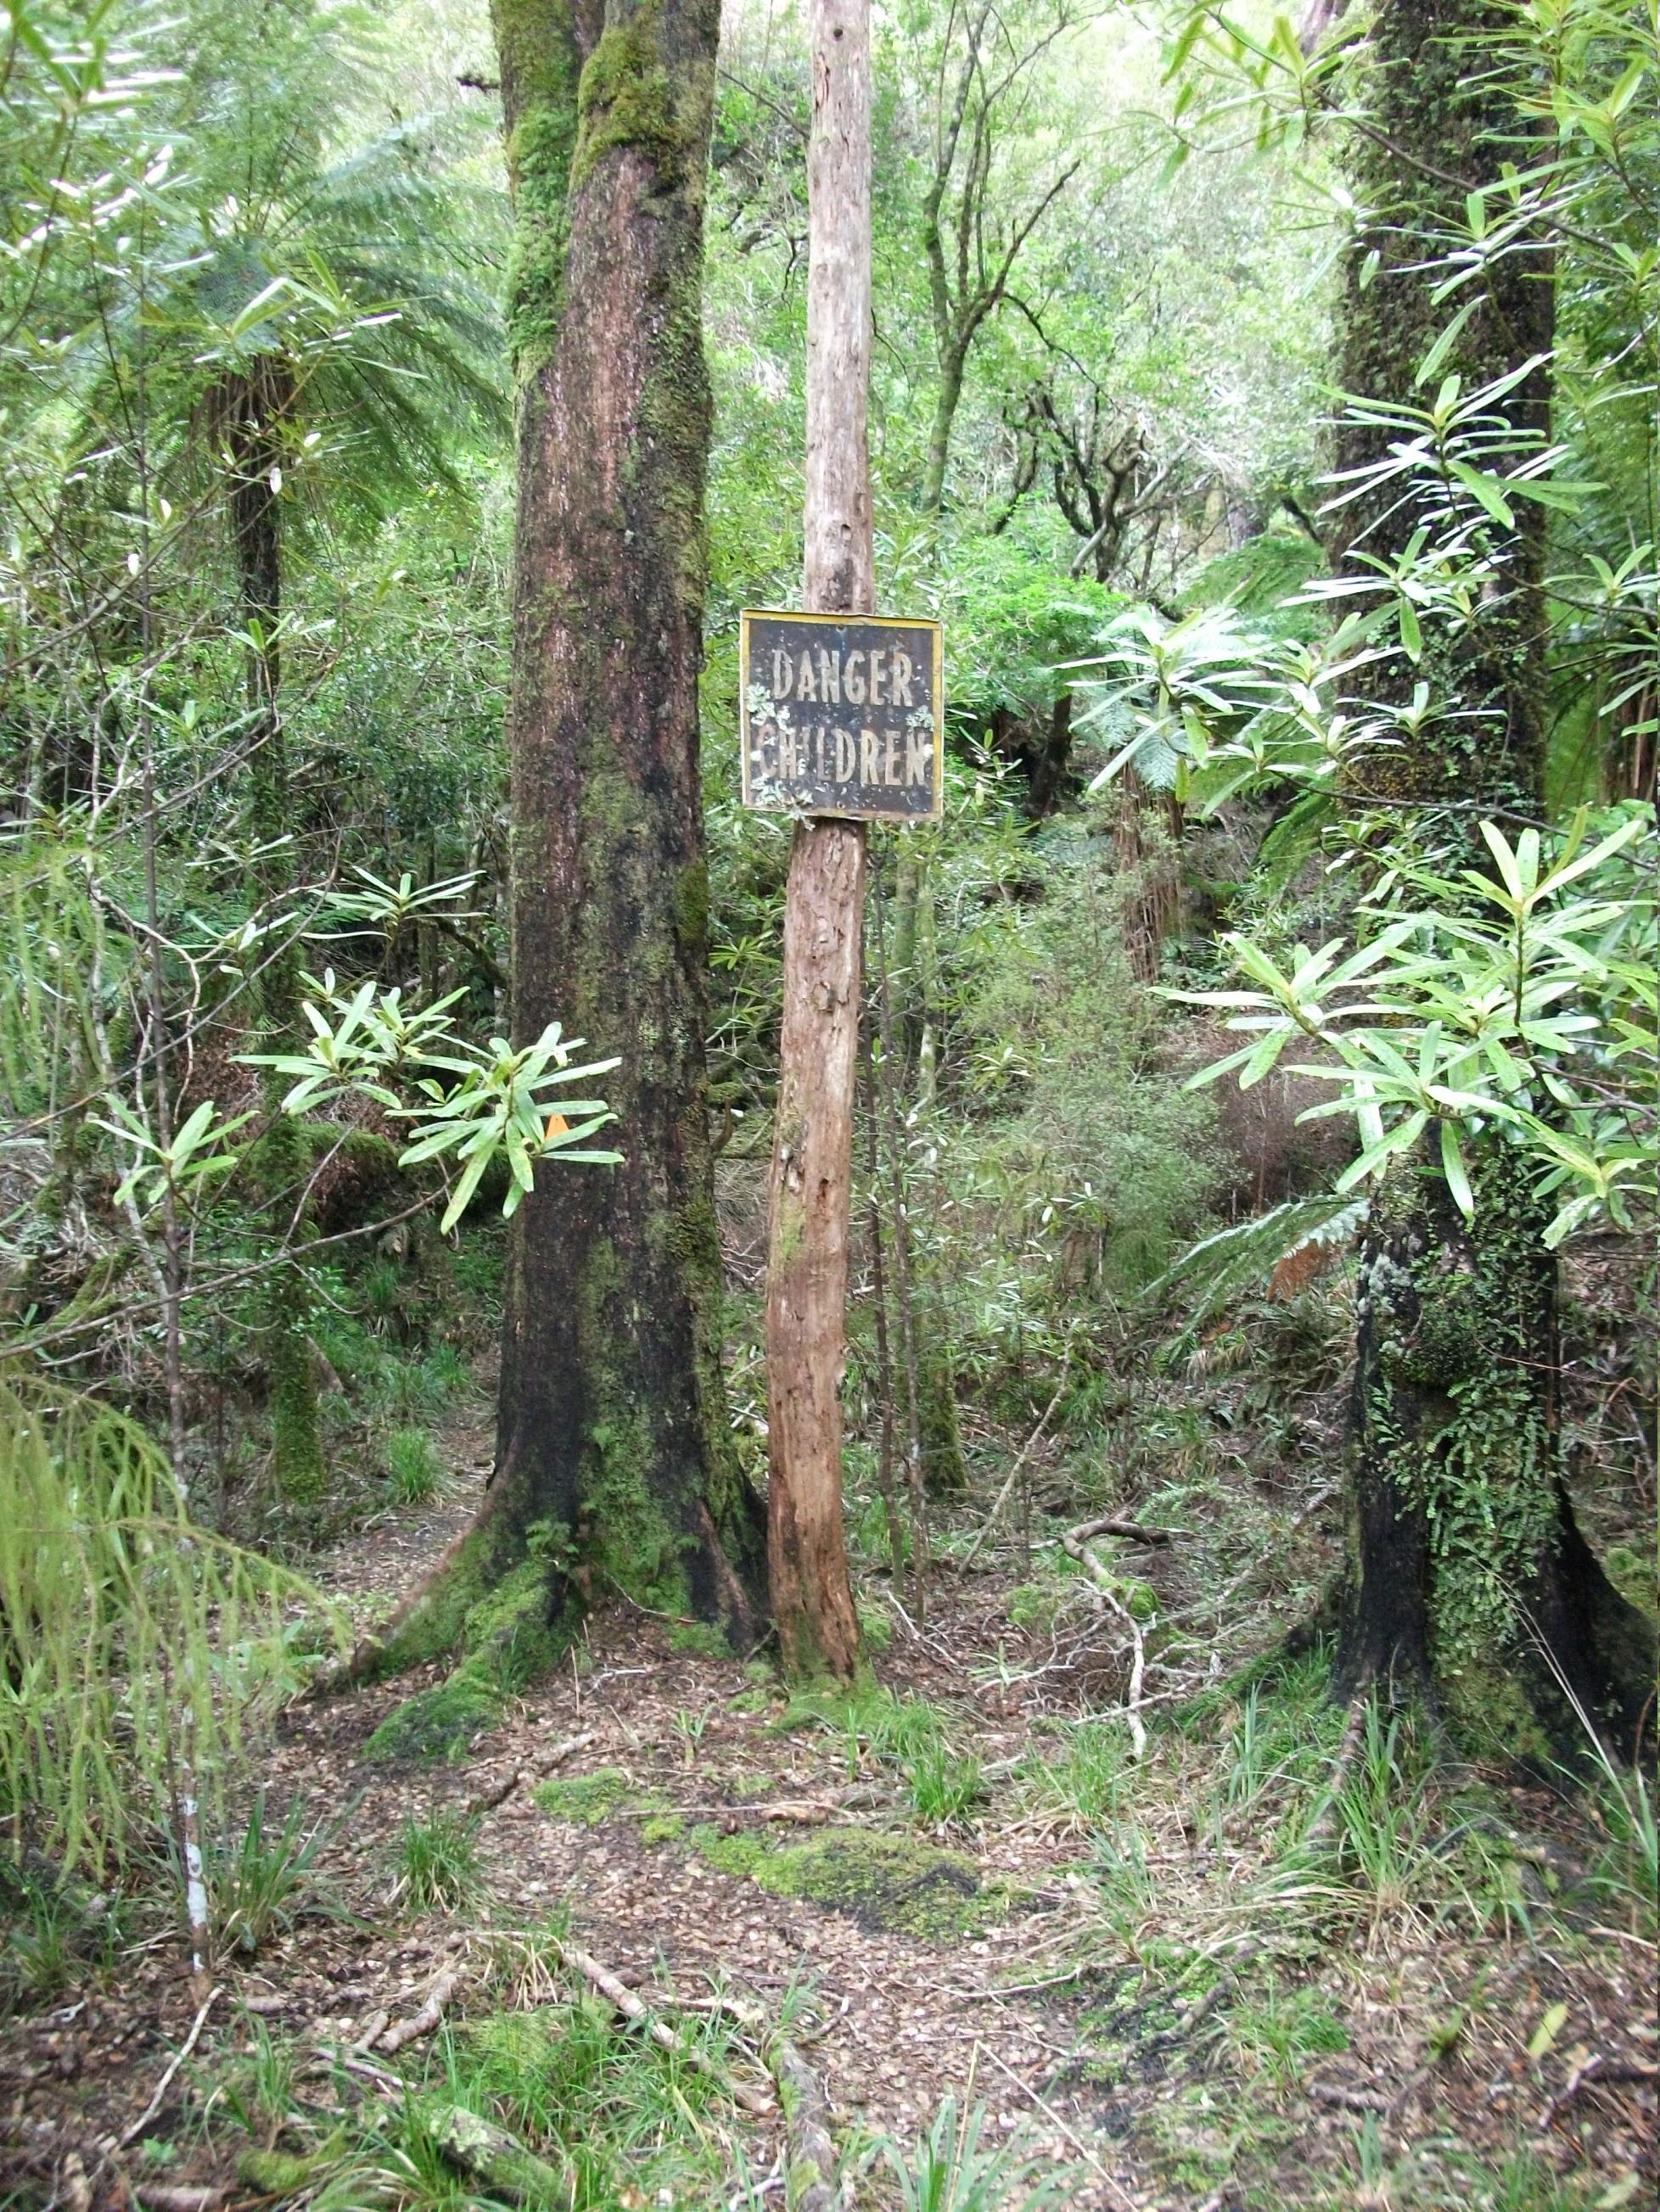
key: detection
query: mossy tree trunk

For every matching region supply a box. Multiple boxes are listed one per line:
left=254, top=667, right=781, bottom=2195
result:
left=222, top=358, right=327, bottom=1515
left=366, top=0, right=766, bottom=1699
left=1327, top=0, right=1655, bottom=1760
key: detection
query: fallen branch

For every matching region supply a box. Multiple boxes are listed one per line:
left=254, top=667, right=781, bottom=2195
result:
left=1068, top=1515, right=1175, bottom=1548
left=378, top=1966, right=463, bottom=2055
left=553, top=1938, right=774, bottom=2118
left=1308, top=2079, right=1388, bottom=2114
left=465, top=1728, right=597, bottom=1817
left=132, top=2188, right=226, bottom=2212
left=771, top=2040, right=840, bottom=2211
left=466, top=1767, right=528, bottom=1814
left=428, top=2104, right=571, bottom=2204
left=1062, top=1526, right=1148, bottom=1759
left=962, top=1368, right=1069, bottom=1570
left=120, top=1987, right=221, bottom=2148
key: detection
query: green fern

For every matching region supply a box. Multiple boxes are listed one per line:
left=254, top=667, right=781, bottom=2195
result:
left=1147, top=1193, right=1367, bottom=1323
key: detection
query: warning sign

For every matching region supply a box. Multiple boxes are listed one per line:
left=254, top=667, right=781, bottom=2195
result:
left=739, top=610, right=943, bottom=821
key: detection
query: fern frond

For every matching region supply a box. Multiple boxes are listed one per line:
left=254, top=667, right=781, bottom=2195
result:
left=1147, top=1192, right=1367, bottom=1323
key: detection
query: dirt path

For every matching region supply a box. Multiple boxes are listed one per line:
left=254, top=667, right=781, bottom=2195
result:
left=7, top=1474, right=1653, bottom=2212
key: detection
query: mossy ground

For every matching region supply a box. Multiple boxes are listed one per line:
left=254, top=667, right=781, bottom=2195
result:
left=684, top=1823, right=1016, bottom=1940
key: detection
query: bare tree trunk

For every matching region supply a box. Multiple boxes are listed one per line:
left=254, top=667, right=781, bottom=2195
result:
left=764, top=0, right=874, bottom=1682
left=223, top=359, right=326, bottom=1516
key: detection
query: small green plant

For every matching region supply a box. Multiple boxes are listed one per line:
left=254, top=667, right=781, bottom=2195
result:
left=383, top=1425, right=445, bottom=1506
left=1024, top=1722, right=1123, bottom=1834
left=906, top=1740, right=985, bottom=1825
left=872, top=2095, right=1075, bottom=2211
left=394, top=1808, right=482, bottom=1912
left=212, top=1792, right=341, bottom=1954
left=217, top=2013, right=300, bottom=2146
left=1, top=1876, right=81, bottom=2006
left=1227, top=1980, right=1349, bottom=2092
left=670, top=1707, right=710, bottom=1767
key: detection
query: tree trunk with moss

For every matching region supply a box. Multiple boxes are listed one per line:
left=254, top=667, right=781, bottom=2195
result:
left=355, top=0, right=764, bottom=1739
left=223, top=360, right=326, bottom=1515
left=1327, top=0, right=1655, bottom=1759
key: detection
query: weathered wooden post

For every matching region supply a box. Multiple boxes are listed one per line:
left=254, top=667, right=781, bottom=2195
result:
left=760, top=0, right=874, bottom=1682
left=751, top=0, right=943, bottom=1679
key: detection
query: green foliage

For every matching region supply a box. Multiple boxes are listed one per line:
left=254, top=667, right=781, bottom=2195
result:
left=1175, top=809, right=1656, bottom=1246
left=872, top=2097, right=1078, bottom=2212
left=0, top=1369, right=343, bottom=1873
left=0, top=1864, right=126, bottom=2009
left=394, top=1809, right=483, bottom=1913
left=384, top=1426, right=446, bottom=1506
left=211, top=1792, right=343, bottom=1954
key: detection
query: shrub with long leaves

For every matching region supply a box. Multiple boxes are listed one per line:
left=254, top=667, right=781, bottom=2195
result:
left=0, top=1368, right=345, bottom=1875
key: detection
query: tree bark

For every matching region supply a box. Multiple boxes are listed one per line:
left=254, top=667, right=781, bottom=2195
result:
left=763, top=0, right=875, bottom=1682
left=223, top=359, right=326, bottom=1515
left=367, top=0, right=765, bottom=1680
left=1329, top=0, right=1655, bottom=1761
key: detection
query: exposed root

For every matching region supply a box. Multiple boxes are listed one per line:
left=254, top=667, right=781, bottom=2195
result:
left=554, top=1937, right=775, bottom=2119
left=378, top=1965, right=463, bottom=2054
left=771, top=2039, right=841, bottom=2211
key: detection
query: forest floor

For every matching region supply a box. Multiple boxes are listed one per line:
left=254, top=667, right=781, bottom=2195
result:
left=4, top=1409, right=1656, bottom=2212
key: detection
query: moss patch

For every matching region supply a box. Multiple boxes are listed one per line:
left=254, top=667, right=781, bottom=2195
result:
left=531, top=1767, right=665, bottom=1826
left=687, top=1823, right=1014, bottom=1940
left=364, top=1662, right=503, bottom=1766
left=365, top=1558, right=567, bottom=1765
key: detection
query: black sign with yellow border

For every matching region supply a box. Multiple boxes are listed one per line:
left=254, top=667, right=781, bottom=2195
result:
left=739, top=610, right=944, bottom=821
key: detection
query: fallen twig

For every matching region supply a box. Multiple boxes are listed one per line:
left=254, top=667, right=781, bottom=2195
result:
left=378, top=1966, right=463, bottom=2055
left=1308, top=2079, right=1388, bottom=2114
left=553, top=1938, right=774, bottom=2118
left=1062, top=1525, right=1148, bottom=1759
left=308, top=2041, right=406, bottom=2093
left=771, top=2039, right=840, bottom=2211
left=1306, top=1696, right=1369, bottom=1847
left=1171, top=1483, right=1338, bottom=1626
left=1542, top=2053, right=1660, bottom=2128
left=962, top=1369, right=1069, bottom=1569
left=973, top=2040, right=1137, bottom=2209
left=120, top=1987, right=221, bottom=2148
left=132, top=2187, right=225, bottom=2212
left=1068, top=1514, right=1175, bottom=1548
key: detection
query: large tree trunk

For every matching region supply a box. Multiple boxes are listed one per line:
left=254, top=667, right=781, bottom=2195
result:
left=224, top=359, right=326, bottom=1516
left=365, top=0, right=764, bottom=1693
left=1329, top=0, right=1654, bottom=1761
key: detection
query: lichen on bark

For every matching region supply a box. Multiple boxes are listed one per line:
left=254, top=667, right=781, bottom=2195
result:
left=1325, top=0, right=1654, bottom=1761
left=353, top=0, right=763, bottom=1709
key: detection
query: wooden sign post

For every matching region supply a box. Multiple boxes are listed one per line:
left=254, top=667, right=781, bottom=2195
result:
left=757, top=0, right=903, bottom=1681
